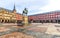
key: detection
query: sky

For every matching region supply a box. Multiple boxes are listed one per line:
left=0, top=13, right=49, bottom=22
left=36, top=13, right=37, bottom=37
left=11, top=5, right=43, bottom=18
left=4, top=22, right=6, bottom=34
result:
left=0, top=0, right=60, bottom=15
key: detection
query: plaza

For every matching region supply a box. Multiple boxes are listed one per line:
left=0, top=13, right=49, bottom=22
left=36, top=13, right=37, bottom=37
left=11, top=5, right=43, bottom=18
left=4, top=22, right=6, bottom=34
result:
left=0, top=1, right=60, bottom=38
left=0, top=23, right=60, bottom=38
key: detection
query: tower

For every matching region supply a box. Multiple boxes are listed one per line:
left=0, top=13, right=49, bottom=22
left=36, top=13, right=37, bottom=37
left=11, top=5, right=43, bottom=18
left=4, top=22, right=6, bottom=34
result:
left=13, top=4, right=16, bottom=13
left=12, top=4, right=17, bottom=23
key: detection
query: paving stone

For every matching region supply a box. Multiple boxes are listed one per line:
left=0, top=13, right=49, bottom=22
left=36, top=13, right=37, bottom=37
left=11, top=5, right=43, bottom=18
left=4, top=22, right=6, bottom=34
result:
left=0, top=26, right=60, bottom=38
left=52, top=35, right=60, bottom=38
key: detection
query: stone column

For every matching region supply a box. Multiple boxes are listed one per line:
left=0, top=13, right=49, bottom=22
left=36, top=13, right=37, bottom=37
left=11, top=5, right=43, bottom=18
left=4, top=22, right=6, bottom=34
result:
left=16, top=20, right=17, bottom=23
left=45, top=20, right=46, bottom=23
left=0, top=19, right=1, bottom=23
left=1, top=19, right=2, bottom=23
left=3, top=20, right=5, bottom=23
left=7, top=20, right=8, bottom=23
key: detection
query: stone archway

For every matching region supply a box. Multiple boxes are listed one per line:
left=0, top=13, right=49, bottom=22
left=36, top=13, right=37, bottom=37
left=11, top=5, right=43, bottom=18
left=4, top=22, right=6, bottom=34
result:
left=55, top=20, right=57, bottom=23
left=58, top=20, right=60, bottom=23
left=0, top=19, right=2, bottom=23
left=43, top=20, right=45, bottom=23
left=5, top=20, right=9, bottom=23
left=5, top=20, right=7, bottom=23
left=30, top=19, right=33, bottom=23
left=2, top=20, right=4, bottom=23
left=29, top=19, right=33, bottom=23
left=46, top=20, right=49, bottom=23
left=51, top=20, right=53, bottom=23
left=39, top=20, right=41, bottom=23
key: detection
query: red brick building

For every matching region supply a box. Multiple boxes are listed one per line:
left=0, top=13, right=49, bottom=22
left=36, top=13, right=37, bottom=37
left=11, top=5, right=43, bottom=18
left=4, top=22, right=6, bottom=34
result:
left=28, top=11, right=60, bottom=23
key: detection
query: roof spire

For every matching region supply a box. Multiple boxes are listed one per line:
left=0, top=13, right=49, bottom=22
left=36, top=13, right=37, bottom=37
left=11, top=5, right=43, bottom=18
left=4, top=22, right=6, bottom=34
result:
left=13, top=4, right=16, bottom=11
left=13, top=3, right=16, bottom=13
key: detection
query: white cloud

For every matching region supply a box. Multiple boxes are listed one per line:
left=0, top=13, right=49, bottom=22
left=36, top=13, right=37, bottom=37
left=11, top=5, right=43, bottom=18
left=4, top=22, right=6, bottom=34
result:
left=40, top=0, right=60, bottom=12
left=0, top=0, right=51, bottom=15
left=28, top=0, right=60, bottom=15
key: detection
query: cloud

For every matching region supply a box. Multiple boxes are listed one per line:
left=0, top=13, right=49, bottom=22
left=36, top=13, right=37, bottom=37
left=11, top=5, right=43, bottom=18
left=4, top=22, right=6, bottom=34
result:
left=0, top=0, right=49, bottom=15
left=40, top=0, right=60, bottom=12
left=28, top=0, right=60, bottom=15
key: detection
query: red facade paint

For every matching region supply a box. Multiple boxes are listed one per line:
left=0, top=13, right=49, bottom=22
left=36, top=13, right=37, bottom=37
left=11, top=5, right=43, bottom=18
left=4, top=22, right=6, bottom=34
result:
left=29, top=11, right=60, bottom=21
left=16, top=13, right=23, bottom=20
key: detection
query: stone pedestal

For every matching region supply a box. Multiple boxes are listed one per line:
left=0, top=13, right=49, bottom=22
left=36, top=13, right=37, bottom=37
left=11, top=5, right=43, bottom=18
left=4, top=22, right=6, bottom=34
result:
left=24, top=16, right=28, bottom=26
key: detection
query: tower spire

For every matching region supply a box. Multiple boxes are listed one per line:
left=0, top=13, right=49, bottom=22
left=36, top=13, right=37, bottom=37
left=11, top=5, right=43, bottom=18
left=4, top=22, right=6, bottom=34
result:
left=13, top=4, right=16, bottom=13
left=13, top=4, right=16, bottom=11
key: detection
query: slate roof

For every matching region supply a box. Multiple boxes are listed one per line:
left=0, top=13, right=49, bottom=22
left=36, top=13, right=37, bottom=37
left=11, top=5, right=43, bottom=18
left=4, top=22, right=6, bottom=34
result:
left=0, top=7, right=12, bottom=12
left=0, top=7, right=22, bottom=15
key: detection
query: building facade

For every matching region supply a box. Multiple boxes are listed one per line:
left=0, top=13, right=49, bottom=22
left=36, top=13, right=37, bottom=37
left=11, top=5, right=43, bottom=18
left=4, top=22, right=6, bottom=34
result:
left=16, top=13, right=23, bottom=23
left=0, top=5, right=23, bottom=23
left=28, top=11, right=60, bottom=23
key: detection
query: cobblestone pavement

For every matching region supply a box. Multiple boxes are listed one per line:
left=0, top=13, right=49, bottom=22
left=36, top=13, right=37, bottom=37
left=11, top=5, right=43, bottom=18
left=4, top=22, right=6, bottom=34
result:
left=0, top=23, right=60, bottom=38
left=25, top=23, right=48, bottom=33
left=25, top=23, right=60, bottom=35
left=0, top=32, right=35, bottom=38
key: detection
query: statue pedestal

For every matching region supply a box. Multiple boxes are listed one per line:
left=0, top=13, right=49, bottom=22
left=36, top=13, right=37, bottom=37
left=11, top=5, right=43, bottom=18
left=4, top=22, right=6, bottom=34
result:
left=24, top=16, right=28, bottom=26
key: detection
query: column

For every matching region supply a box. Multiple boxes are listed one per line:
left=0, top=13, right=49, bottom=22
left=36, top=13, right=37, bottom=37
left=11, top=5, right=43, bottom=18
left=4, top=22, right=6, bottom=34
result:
left=0, top=19, right=1, bottom=23
left=15, top=20, right=17, bottom=23
left=1, top=19, right=2, bottom=23
left=45, top=20, right=46, bottom=23
left=7, top=20, right=8, bottom=23
left=8, top=20, right=9, bottom=23
left=3, top=20, right=5, bottom=23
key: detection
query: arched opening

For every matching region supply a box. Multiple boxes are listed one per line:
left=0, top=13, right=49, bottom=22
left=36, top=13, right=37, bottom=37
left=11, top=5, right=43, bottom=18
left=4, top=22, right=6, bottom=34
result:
left=33, top=20, right=36, bottom=23
left=46, top=20, right=49, bottom=23
left=29, top=19, right=33, bottom=23
left=40, top=20, right=41, bottom=23
left=2, top=20, right=4, bottom=23
left=58, top=20, right=60, bottom=23
left=5, top=20, right=7, bottom=23
left=51, top=20, right=53, bottom=23
left=43, top=20, right=45, bottom=23
left=56, top=20, right=57, bottom=23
